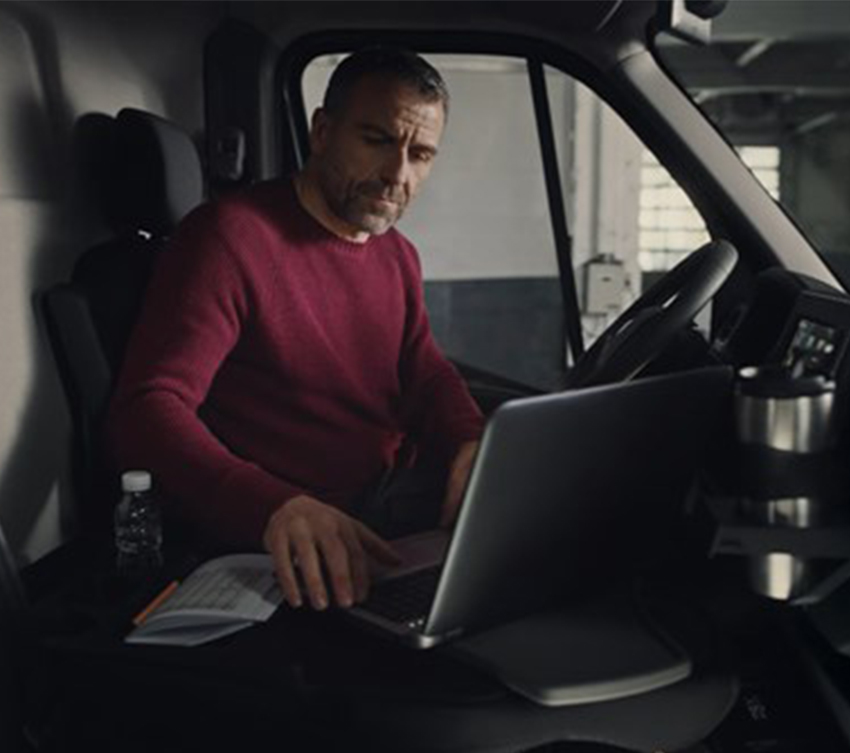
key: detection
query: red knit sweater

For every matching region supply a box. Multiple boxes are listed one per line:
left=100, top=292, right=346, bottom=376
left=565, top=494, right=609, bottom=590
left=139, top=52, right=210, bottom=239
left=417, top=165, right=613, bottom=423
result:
left=107, top=180, right=483, bottom=547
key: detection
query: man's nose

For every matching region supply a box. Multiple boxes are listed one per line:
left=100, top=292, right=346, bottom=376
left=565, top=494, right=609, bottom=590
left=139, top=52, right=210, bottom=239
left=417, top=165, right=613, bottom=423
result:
left=380, top=148, right=409, bottom=187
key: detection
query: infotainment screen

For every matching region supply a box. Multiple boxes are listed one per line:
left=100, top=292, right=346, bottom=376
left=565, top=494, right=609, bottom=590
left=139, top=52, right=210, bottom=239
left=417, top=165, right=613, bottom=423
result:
left=783, top=318, right=845, bottom=377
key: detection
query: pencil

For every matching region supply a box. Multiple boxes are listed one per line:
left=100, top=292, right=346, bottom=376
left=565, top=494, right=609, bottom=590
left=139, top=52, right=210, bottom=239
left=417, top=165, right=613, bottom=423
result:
left=132, top=580, right=180, bottom=626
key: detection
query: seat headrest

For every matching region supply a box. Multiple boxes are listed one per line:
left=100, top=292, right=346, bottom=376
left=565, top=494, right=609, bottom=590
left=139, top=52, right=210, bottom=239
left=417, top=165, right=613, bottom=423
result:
left=113, top=108, right=203, bottom=237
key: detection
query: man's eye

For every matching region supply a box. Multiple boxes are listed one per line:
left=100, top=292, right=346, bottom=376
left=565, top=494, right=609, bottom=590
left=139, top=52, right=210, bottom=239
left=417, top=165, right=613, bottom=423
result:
left=411, top=150, right=434, bottom=164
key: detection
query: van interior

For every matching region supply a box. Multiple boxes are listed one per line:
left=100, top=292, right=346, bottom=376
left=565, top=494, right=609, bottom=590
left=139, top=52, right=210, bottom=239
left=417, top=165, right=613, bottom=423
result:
left=3, top=1, right=850, bottom=751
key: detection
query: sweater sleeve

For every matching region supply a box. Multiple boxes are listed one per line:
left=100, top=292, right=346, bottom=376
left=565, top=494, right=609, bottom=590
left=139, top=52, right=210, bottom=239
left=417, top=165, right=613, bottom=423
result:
left=106, top=205, right=303, bottom=548
left=396, top=242, right=485, bottom=460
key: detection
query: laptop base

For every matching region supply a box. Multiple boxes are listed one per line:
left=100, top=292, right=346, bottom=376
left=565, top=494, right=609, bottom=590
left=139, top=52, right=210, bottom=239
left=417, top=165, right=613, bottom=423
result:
left=449, top=588, right=692, bottom=706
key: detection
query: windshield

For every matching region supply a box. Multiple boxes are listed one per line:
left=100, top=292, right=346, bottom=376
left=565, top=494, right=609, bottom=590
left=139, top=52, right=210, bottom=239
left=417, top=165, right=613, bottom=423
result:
left=655, top=0, right=850, bottom=287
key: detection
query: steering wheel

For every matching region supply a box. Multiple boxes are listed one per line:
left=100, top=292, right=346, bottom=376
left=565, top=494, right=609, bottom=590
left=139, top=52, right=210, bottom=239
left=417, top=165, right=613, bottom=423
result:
left=565, top=239, right=738, bottom=389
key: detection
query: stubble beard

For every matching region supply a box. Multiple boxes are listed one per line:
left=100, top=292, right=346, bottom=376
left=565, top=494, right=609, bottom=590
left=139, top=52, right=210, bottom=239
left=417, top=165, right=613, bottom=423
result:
left=319, top=167, right=406, bottom=236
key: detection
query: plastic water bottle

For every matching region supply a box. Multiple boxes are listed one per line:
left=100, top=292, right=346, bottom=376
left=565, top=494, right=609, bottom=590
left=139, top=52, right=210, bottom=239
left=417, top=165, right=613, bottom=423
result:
left=114, top=470, right=163, bottom=573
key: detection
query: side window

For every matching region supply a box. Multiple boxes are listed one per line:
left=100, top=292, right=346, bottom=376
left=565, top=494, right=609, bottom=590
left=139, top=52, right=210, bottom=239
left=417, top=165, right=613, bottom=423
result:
left=550, top=75, right=711, bottom=344
left=301, top=54, right=711, bottom=391
left=303, top=54, right=566, bottom=392
left=403, top=56, right=568, bottom=392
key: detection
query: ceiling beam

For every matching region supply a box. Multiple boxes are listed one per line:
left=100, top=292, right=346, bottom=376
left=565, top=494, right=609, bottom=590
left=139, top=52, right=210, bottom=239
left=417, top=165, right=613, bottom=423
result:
left=662, top=40, right=850, bottom=97
left=794, top=111, right=840, bottom=135
left=736, top=39, right=774, bottom=68
left=713, top=0, right=850, bottom=40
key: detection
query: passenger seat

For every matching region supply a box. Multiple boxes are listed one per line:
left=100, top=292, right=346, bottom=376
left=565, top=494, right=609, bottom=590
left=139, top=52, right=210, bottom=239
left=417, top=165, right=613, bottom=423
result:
left=39, top=108, right=204, bottom=533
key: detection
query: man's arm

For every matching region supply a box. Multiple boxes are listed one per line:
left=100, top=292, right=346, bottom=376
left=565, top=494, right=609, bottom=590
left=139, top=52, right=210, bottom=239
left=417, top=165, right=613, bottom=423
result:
left=440, top=440, right=480, bottom=528
left=108, top=205, right=297, bottom=546
left=395, top=240, right=485, bottom=522
left=108, top=204, right=399, bottom=608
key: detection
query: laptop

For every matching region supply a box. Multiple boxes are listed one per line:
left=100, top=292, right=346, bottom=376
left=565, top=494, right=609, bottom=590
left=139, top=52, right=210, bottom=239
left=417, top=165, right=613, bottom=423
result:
left=347, top=366, right=733, bottom=649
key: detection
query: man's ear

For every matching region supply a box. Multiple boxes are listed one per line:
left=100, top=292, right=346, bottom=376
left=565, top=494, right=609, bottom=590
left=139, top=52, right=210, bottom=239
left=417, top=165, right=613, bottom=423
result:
left=309, top=108, right=331, bottom=156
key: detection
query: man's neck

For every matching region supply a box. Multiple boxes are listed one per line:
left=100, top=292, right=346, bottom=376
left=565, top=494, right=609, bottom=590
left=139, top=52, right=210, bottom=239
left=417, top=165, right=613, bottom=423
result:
left=294, top=172, right=370, bottom=244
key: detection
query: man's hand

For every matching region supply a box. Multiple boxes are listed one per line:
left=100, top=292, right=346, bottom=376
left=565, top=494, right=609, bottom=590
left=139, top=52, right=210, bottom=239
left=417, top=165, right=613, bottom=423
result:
left=263, top=495, right=401, bottom=610
left=439, top=440, right=480, bottom=529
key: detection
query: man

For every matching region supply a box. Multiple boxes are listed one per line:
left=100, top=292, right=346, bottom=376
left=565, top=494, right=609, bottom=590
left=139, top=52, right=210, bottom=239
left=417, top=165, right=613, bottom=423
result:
left=107, top=48, right=484, bottom=613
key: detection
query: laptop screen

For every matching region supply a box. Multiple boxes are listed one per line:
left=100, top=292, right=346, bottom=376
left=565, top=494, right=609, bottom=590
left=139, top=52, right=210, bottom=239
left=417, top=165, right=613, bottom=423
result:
left=425, top=366, right=733, bottom=640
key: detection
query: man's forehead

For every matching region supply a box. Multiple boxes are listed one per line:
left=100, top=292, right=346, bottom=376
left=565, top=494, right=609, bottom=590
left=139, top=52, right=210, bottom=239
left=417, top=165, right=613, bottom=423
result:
left=339, top=74, right=445, bottom=128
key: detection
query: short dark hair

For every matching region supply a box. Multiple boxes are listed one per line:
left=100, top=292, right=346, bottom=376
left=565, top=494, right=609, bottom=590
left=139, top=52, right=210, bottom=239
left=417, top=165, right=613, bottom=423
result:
left=323, top=47, right=449, bottom=118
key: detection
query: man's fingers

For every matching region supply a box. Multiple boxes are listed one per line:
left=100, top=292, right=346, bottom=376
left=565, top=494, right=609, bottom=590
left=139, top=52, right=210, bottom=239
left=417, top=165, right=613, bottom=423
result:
left=355, top=521, right=403, bottom=565
left=439, top=491, right=461, bottom=528
left=340, top=526, right=370, bottom=603
left=270, top=535, right=303, bottom=608
left=264, top=496, right=400, bottom=610
left=317, top=532, right=355, bottom=608
left=440, top=441, right=479, bottom=529
left=291, top=530, right=329, bottom=610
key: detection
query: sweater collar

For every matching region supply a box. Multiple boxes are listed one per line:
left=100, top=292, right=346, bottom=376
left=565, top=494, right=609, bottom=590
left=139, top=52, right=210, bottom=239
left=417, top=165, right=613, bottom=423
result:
left=287, top=177, right=388, bottom=254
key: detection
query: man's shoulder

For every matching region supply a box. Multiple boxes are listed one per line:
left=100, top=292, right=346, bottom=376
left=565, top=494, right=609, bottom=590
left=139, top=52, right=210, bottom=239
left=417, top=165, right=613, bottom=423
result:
left=204, top=179, right=294, bottom=223
left=177, top=179, right=295, bottom=245
left=368, top=228, right=424, bottom=287
left=376, top=226, right=418, bottom=259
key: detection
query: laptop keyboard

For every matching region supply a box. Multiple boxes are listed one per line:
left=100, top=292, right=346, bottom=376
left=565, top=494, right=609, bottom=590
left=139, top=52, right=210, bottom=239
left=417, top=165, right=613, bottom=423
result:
left=362, top=567, right=441, bottom=625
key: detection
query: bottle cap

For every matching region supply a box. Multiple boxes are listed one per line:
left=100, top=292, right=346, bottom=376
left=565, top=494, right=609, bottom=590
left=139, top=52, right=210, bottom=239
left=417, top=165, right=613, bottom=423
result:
left=121, top=470, right=152, bottom=493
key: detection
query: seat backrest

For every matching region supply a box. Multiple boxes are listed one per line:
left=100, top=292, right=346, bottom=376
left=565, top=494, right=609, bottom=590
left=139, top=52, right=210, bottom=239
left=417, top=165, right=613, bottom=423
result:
left=40, top=108, right=204, bottom=531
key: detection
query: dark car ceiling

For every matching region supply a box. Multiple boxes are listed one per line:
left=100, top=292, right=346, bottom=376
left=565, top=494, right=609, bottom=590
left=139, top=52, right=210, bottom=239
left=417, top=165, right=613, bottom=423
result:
left=228, top=0, right=630, bottom=32
left=231, top=1, right=660, bottom=66
left=462, top=0, right=630, bottom=33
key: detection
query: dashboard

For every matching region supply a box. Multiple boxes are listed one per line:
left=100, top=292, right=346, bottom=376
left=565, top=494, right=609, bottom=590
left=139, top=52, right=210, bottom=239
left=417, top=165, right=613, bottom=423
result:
left=722, top=268, right=850, bottom=401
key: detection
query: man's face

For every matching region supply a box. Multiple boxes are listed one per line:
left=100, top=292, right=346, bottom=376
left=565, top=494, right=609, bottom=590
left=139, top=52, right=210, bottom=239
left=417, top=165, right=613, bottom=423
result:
left=309, top=74, right=445, bottom=237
